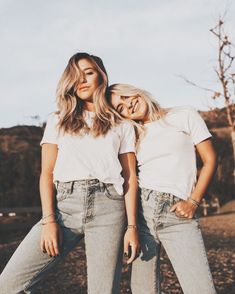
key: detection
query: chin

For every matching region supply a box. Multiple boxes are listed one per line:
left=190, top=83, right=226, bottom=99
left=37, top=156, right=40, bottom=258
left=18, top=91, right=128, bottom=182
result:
left=78, top=95, right=92, bottom=101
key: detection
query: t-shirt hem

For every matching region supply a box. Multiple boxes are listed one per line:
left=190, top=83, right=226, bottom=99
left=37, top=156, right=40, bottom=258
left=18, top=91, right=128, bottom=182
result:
left=40, top=140, right=58, bottom=146
left=119, top=149, right=136, bottom=154
left=193, top=134, right=212, bottom=145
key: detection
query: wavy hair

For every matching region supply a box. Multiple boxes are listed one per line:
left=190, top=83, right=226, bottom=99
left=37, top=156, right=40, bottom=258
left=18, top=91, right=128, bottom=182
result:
left=56, top=52, right=120, bottom=137
left=107, top=83, right=167, bottom=146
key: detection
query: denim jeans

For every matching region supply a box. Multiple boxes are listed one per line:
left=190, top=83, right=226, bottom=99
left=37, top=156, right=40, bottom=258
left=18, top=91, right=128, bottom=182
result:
left=0, top=179, right=126, bottom=294
left=131, top=188, right=217, bottom=294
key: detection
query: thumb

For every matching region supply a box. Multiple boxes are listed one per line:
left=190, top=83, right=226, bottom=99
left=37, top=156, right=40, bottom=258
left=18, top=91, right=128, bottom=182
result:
left=124, top=239, right=129, bottom=257
left=170, top=203, right=177, bottom=212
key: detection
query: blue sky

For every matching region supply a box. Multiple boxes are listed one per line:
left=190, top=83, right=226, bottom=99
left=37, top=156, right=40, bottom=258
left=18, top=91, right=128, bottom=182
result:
left=0, top=0, right=234, bottom=127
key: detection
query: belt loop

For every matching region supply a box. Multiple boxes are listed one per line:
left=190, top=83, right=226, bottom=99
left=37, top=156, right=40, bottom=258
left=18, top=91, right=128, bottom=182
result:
left=100, top=181, right=105, bottom=192
left=70, top=181, right=74, bottom=194
left=55, top=181, right=59, bottom=190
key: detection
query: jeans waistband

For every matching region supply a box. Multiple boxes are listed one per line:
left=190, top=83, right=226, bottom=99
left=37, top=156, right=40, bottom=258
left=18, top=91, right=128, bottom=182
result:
left=140, top=188, right=181, bottom=204
left=55, top=179, right=109, bottom=192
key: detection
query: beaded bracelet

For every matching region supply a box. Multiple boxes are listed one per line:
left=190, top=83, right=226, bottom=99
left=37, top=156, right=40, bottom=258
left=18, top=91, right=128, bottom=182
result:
left=188, top=197, right=200, bottom=207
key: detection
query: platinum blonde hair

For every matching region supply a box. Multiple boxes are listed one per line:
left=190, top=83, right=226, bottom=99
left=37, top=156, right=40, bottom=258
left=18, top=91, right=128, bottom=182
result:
left=107, top=83, right=167, bottom=147
left=107, top=83, right=166, bottom=122
left=56, top=53, right=120, bottom=137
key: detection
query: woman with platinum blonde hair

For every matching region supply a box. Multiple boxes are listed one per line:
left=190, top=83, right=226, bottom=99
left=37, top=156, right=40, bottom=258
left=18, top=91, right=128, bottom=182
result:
left=0, top=54, right=139, bottom=294
left=107, top=83, right=217, bottom=294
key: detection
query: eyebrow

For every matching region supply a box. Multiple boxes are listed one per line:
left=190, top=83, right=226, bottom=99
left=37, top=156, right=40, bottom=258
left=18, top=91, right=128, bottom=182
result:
left=83, top=67, right=95, bottom=71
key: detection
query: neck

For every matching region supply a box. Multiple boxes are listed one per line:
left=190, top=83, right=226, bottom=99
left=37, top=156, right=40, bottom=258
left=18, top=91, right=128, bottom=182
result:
left=84, top=101, right=95, bottom=112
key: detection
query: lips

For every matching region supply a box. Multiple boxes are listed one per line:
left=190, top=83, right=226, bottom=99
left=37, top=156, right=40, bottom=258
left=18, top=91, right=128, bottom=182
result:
left=79, top=86, right=89, bottom=91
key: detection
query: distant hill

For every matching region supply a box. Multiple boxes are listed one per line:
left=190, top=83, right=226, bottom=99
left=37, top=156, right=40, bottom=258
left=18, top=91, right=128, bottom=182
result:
left=200, top=107, right=234, bottom=204
left=0, top=107, right=234, bottom=207
left=0, top=126, right=43, bottom=207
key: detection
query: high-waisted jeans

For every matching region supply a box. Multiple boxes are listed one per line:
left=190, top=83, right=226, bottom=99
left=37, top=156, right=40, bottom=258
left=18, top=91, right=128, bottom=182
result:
left=0, top=179, right=126, bottom=294
left=131, top=188, right=217, bottom=294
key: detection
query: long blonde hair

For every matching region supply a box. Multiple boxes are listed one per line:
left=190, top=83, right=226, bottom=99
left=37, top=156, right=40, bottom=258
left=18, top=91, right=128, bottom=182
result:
left=107, top=83, right=167, bottom=146
left=56, top=52, right=120, bottom=137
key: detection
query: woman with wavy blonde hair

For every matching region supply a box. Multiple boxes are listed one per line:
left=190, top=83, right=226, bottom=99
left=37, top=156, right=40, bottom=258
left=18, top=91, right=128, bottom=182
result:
left=107, top=83, right=217, bottom=294
left=0, top=53, right=139, bottom=294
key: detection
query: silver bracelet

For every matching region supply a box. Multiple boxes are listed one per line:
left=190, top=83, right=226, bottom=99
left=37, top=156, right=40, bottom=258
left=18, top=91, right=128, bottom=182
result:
left=126, top=225, right=137, bottom=230
left=188, top=197, right=200, bottom=207
left=42, top=220, right=57, bottom=225
left=42, top=212, right=56, bottom=220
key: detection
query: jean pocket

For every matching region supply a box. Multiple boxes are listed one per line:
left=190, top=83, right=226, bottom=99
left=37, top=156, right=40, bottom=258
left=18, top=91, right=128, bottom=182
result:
left=170, top=196, right=199, bottom=220
left=56, top=182, right=69, bottom=202
left=141, top=188, right=152, bottom=201
left=172, top=195, right=182, bottom=205
left=104, top=184, right=123, bottom=200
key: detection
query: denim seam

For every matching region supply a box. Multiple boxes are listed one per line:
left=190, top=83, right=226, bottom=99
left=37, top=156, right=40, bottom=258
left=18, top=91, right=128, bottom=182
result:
left=197, top=229, right=215, bottom=287
left=23, top=257, right=58, bottom=291
left=85, top=189, right=95, bottom=223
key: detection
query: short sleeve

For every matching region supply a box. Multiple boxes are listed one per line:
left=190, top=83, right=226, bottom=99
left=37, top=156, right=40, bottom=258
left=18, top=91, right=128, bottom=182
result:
left=40, top=113, right=59, bottom=146
left=119, top=121, right=136, bottom=154
left=186, top=108, right=212, bottom=145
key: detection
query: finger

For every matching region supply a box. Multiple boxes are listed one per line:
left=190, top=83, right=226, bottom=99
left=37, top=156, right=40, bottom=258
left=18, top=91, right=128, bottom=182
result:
left=124, top=239, right=129, bottom=257
left=44, top=243, right=51, bottom=256
left=49, top=240, right=56, bottom=257
left=127, top=245, right=137, bottom=264
left=45, top=241, right=54, bottom=257
left=170, top=203, right=177, bottom=212
left=53, top=239, right=60, bottom=256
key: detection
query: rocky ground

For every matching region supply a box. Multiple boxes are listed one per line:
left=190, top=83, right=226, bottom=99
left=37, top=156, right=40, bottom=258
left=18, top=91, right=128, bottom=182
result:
left=0, top=212, right=234, bottom=294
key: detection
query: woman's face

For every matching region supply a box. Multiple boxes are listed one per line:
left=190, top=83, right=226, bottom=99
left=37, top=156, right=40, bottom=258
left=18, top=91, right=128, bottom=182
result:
left=76, top=58, right=100, bottom=102
left=110, top=93, right=149, bottom=122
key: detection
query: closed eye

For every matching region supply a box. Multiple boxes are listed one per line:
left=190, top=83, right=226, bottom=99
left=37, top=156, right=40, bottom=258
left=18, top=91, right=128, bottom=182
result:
left=85, top=71, right=94, bottom=75
left=117, top=104, right=124, bottom=113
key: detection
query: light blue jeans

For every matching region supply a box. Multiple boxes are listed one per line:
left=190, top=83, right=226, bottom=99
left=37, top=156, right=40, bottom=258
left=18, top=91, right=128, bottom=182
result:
left=0, top=179, right=126, bottom=294
left=131, top=188, right=217, bottom=294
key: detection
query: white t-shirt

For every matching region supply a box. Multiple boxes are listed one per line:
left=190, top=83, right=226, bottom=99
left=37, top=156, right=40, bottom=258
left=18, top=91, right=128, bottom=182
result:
left=137, top=106, right=212, bottom=200
left=40, top=111, right=136, bottom=195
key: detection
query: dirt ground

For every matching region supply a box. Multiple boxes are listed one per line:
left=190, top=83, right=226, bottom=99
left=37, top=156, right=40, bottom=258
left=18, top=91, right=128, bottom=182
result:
left=0, top=212, right=234, bottom=294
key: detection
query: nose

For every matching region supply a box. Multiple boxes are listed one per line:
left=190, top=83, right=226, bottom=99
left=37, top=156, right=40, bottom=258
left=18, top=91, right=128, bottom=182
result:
left=80, top=73, right=87, bottom=83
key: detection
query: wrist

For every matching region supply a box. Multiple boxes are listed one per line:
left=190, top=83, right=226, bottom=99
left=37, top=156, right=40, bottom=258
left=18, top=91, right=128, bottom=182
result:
left=188, top=197, right=200, bottom=208
left=42, top=212, right=56, bottom=219
left=41, top=220, right=57, bottom=225
left=41, top=212, right=58, bottom=224
left=126, top=224, right=137, bottom=230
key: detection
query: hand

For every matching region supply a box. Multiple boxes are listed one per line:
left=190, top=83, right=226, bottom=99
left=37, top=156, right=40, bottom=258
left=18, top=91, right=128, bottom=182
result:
left=170, top=200, right=198, bottom=219
left=40, top=222, right=63, bottom=257
left=123, top=228, right=140, bottom=264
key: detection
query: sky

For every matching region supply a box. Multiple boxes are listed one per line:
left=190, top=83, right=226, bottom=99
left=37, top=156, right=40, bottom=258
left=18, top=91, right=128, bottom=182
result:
left=0, top=0, right=234, bottom=127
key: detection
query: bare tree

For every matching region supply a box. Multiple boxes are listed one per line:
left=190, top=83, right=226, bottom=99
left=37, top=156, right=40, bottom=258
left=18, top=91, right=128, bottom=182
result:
left=181, top=17, right=235, bottom=185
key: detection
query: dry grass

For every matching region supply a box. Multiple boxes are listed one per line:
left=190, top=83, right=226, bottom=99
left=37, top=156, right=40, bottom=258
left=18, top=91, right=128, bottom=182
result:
left=0, top=212, right=234, bottom=293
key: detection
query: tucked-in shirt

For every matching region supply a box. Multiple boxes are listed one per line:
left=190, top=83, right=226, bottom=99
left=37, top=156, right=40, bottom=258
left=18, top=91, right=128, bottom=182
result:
left=40, top=111, right=136, bottom=195
left=137, top=106, right=212, bottom=200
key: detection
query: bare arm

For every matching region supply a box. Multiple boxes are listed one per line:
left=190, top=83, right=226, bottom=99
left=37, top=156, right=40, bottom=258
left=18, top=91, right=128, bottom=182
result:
left=40, top=144, right=62, bottom=256
left=191, top=138, right=217, bottom=202
left=119, top=152, right=139, bottom=264
left=40, top=144, right=58, bottom=216
left=170, top=139, right=217, bottom=218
